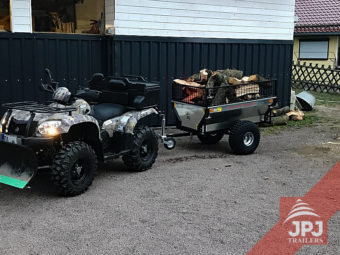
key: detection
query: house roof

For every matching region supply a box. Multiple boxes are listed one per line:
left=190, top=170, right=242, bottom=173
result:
left=295, top=0, right=340, bottom=34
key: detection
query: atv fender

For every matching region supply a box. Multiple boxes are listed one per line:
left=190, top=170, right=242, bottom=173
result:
left=102, top=108, right=158, bottom=137
left=48, top=115, right=100, bottom=137
left=0, top=141, right=37, bottom=189
left=8, top=110, right=100, bottom=138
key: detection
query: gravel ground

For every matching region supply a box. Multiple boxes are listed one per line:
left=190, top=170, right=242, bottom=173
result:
left=0, top=117, right=340, bottom=254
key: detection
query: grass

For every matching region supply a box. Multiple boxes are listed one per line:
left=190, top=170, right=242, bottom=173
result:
left=261, top=111, right=325, bottom=135
left=261, top=88, right=340, bottom=135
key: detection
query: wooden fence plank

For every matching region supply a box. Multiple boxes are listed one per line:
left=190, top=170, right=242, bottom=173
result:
left=292, top=61, right=340, bottom=93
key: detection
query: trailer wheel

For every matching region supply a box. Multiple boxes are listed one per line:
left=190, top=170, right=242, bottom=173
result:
left=51, top=141, right=97, bottom=196
left=123, top=126, right=158, bottom=172
left=197, top=131, right=224, bottom=145
left=164, top=137, right=176, bottom=150
left=229, top=121, right=260, bottom=155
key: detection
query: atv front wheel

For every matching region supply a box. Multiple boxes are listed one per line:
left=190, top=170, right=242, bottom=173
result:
left=123, top=126, right=158, bottom=172
left=51, top=141, right=97, bottom=196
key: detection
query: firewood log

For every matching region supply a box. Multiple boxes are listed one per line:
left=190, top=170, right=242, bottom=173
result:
left=248, top=75, right=258, bottom=82
left=211, top=84, right=229, bottom=105
left=248, top=74, right=268, bottom=82
left=207, top=71, right=228, bottom=88
left=287, top=109, right=304, bottom=121
left=228, top=77, right=242, bottom=85
left=174, top=79, right=203, bottom=87
left=271, top=115, right=289, bottom=126
left=183, top=87, right=204, bottom=103
left=242, top=77, right=250, bottom=82
left=186, top=69, right=212, bottom=82
left=217, top=69, right=243, bottom=79
left=186, top=73, right=201, bottom=82
left=200, top=69, right=210, bottom=82
left=272, top=106, right=290, bottom=117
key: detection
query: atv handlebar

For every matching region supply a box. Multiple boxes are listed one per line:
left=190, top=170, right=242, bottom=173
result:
left=41, top=68, right=59, bottom=93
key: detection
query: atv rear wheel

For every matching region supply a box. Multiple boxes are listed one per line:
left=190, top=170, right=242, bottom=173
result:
left=51, top=141, right=97, bottom=196
left=123, top=126, right=158, bottom=172
left=197, top=131, right=224, bottom=144
left=229, top=121, right=260, bottom=155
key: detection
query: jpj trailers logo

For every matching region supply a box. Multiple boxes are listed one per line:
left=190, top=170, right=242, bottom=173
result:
left=247, top=161, right=340, bottom=255
left=281, top=198, right=327, bottom=245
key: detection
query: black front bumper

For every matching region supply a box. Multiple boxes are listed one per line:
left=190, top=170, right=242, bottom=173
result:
left=0, top=135, right=57, bottom=188
left=22, top=137, right=55, bottom=149
left=1, top=134, right=57, bottom=167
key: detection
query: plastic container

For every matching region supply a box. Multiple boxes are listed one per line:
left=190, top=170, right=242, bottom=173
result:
left=296, top=91, right=315, bottom=111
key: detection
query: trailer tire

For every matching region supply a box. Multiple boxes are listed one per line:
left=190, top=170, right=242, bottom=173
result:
left=197, top=131, right=224, bottom=145
left=123, top=126, right=158, bottom=172
left=164, top=137, right=176, bottom=150
left=229, top=121, right=260, bottom=155
left=51, top=141, right=97, bottom=196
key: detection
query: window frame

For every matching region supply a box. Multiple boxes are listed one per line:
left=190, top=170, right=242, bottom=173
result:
left=31, top=0, right=105, bottom=35
left=299, top=39, right=330, bottom=60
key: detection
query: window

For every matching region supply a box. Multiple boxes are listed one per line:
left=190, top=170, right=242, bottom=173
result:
left=299, top=40, right=329, bottom=60
left=0, top=0, right=10, bottom=31
left=32, top=0, right=105, bottom=34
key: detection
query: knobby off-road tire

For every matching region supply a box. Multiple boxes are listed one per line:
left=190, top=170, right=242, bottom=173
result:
left=51, top=141, right=97, bottom=196
left=197, top=131, right=224, bottom=145
left=229, top=121, right=260, bottom=155
left=123, top=126, right=159, bottom=172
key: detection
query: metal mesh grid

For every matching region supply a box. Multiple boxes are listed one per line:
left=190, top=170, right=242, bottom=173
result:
left=172, top=80, right=276, bottom=107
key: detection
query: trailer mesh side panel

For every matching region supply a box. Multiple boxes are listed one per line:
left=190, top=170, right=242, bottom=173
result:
left=172, top=80, right=276, bottom=107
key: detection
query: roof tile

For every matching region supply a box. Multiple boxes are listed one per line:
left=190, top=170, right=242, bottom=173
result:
left=295, top=0, right=340, bottom=34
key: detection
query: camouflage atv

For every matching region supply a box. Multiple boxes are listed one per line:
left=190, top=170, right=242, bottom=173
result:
left=0, top=69, right=162, bottom=196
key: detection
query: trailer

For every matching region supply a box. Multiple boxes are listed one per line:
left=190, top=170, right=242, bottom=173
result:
left=160, top=79, right=277, bottom=155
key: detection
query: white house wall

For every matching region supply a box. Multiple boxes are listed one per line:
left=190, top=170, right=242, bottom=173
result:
left=10, top=0, right=32, bottom=33
left=114, top=0, right=295, bottom=40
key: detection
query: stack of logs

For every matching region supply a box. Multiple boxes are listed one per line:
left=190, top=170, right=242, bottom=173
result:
left=174, top=68, right=268, bottom=105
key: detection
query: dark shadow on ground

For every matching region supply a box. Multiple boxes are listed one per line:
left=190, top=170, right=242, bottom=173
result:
left=0, top=159, right=136, bottom=197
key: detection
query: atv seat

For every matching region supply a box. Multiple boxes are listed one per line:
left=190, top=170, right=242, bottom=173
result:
left=90, top=103, right=128, bottom=124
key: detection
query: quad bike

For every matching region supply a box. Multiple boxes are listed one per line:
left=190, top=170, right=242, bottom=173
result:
left=0, top=69, right=165, bottom=196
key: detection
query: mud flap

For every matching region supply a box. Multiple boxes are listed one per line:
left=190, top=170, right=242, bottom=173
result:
left=0, top=141, right=37, bottom=189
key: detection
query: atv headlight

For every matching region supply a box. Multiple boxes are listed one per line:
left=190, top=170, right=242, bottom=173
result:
left=0, top=113, right=6, bottom=125
left=38, top=121, right=62, bottom=136
left=0, top=113, right=7, bottom=133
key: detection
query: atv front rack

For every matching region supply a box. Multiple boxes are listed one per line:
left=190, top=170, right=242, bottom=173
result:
left=2, top=101, right=76, bottom=114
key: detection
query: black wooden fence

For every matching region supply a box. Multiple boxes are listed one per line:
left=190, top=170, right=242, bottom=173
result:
left=0, top=33, right=293, bottom=123
left=112, top=36, right=293, bottom=123
left=292, top=61, right=340, bottom=93
left=0, top=33, right=107, bottom=108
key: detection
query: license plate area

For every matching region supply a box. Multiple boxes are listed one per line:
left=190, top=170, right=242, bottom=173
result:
left=1, top=133, right=21, bottom=145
